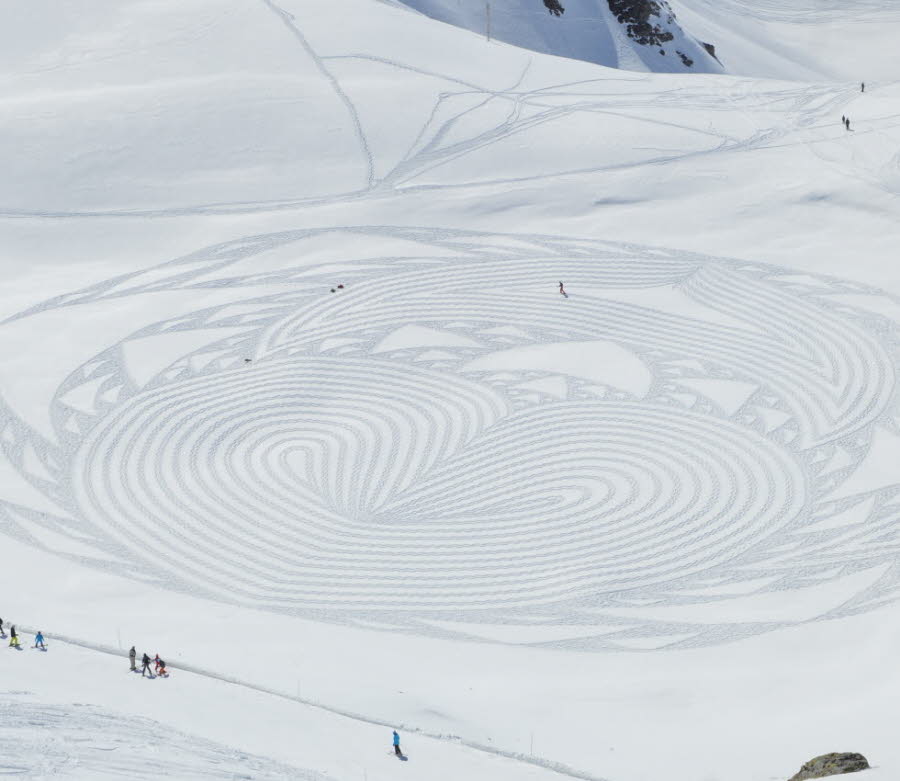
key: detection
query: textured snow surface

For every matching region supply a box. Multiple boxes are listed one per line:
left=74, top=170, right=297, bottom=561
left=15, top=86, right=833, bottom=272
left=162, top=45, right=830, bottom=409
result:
left=2, top=0, right=900, bottom=779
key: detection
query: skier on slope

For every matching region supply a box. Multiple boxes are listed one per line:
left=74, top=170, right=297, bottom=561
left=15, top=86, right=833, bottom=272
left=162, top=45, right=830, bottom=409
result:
left=34, top=631, right=45, bottom=650
left=129, top=646, right=137, bottom=671
left=559, top=281, right=568, bottom=298
left=9, top=625, right=19, bottom=648
left=141, top=652, right=153, bottom=677
left=392, top=730, right=403, bottom=757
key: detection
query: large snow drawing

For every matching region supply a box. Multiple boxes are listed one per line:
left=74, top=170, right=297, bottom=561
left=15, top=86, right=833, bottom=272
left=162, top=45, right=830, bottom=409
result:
left=1, top=228, right=899, bottom=650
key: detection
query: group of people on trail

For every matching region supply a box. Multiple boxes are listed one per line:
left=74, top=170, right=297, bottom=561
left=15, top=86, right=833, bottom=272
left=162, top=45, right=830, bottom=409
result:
left=842, top=83, right=867, bottom=131
left=2, top=618, right=45, bottom=650
left=129, top=646, right=168, bottom=678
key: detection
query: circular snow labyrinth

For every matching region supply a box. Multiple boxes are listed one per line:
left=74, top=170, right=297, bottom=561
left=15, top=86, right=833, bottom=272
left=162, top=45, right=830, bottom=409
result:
left=74, top=359, right=803, bottom=608
left=4, top=228, right=900, bottom=646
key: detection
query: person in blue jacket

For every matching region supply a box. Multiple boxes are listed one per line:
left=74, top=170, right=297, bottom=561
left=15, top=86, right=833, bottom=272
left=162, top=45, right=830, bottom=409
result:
left=392, top=730, right=403, bottom=757
left=34, top=631, right=45, bottom=650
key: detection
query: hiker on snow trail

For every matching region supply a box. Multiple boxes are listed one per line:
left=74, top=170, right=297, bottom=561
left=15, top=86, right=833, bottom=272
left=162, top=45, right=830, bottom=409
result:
left=34, top=631, right=45, bottom=650
left=393, top=730, right=403, bottom=757
left=129, top=646, right=137, bottom=671
left=862, top=82, right=865, bottom=92
left=559, top=281, right=568, bottom=298
left=9, top=625, right=19, bottom=648
left=141, top=653, right=153, bottom=677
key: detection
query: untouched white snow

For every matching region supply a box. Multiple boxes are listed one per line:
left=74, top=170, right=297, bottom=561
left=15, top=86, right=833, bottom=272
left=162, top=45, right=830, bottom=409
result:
left=2, top=0, right=900, bottom=780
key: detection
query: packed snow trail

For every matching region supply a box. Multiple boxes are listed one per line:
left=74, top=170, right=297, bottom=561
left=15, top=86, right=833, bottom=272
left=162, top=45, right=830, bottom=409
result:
left=14, top=624, right=611, bottom=781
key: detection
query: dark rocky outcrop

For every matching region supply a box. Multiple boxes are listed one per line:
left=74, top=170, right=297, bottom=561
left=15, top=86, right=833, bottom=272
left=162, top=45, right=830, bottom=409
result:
left=788, top=753, right=870, bottom=781
left=543, top=0, right=565, bottom=16
left=701, top=41, right=719, bottom=61
left=607, top=0, right=674, bottom=47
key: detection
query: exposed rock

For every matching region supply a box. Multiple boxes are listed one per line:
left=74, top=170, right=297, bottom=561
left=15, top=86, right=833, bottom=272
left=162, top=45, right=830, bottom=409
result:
left=543, top=0, right=565, bottom=16
left=701, top=41, right=719, bottom=61
left=607, top=0, right=675, bottom=47
left=788, top=753, right=870, bottom=781
left=677, top=50, right=693, bottom=67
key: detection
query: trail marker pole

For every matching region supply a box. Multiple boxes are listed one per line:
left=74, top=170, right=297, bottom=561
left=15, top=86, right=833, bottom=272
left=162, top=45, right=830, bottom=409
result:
left=486, top=2, right=491, bottom=41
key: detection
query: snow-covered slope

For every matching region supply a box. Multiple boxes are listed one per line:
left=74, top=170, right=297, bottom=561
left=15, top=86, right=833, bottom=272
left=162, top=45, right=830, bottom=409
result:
left=673, top=0, right=900, bottom=79
left=395, top=0, right=723, bottom=73
left=2, top=1, right=900, bottom=780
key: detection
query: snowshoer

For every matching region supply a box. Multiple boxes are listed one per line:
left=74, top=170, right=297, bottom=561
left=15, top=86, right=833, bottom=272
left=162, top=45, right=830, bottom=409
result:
left=141, top=653, right=153, bottom=677
left=34, top=631, right=45, bottom=650
left=129, top=646, right=137, bottom=671
left=393, top=730, right=403, bottom=757
left=9, top=625, right=19, bottom=648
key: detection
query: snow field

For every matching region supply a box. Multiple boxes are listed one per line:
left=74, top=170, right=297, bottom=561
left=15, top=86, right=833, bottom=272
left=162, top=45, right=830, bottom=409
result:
left=4, top=227, right=900, bottom=651
left=1, top=0, right=900, bottom=779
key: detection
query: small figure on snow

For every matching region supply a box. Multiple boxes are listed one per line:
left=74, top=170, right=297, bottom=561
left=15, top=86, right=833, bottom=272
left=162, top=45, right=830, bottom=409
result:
left=9, top=625, right=19, bottom=648
left=34, top=631, right=45, bottom=650
left=0, top=617, right=4, bottom=638
left=845, top=117, right=851, bottom=130
left=861, top=82, right=865, bottom=92
left=393, top=730, right=403, bottom=757
left=841, top=115, right=845, bottom=124
left=129, top=646, right=137, bottom=671
left=157, top=660, right=168, bottom=677
left=141, top=652, right=153, bottom=677
left=559, top=281, right=568, bottom=298
left=544, top=0, right=565, bottom=16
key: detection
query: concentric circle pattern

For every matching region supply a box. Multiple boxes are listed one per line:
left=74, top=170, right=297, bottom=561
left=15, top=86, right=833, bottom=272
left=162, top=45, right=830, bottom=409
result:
left=2, top=228, right=900, bottom=649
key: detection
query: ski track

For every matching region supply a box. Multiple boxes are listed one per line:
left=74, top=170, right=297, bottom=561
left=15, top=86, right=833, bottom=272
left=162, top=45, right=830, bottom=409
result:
left=10, top=626, right=611, bottom=781
left=1, top=45, right=891, bottom=219
left=2, top=228, right=900, bottom=651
